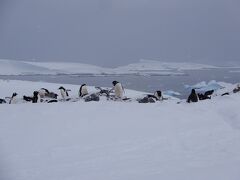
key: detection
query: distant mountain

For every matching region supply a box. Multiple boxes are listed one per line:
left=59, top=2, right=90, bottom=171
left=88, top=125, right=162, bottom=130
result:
left=0, top=59, right=52, bottom=75
left=0, top=59, right=227, bottom=76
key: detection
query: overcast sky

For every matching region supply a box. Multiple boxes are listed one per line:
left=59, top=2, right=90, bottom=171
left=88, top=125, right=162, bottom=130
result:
left=0, top=0, right=240, bottom=67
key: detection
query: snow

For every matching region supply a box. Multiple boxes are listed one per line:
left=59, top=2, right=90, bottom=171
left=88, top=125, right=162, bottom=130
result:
left=185, top=80, right=228, bottom=92
left=115, top=59, right=218, bottom=72
left=1, top=80, right=240, bottom=180
left=25, top=61, right=113, bottom=75
left=0, top=59, right=53, bottom=75
left=230, top=70, right=240, bottom=73
left=0, top=59, right=220, bottom=76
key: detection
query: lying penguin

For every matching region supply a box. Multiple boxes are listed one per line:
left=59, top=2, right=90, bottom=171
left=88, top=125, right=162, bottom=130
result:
left=38, top=88, right=50, bottom=98
left=233, top=84, right=240, bottom=93
left=38, top=88, right=58, bottom=99
left=24, top=91, right=58, bottom=103
left=198, top=90, right=214, bottom=100
left=23, top=91, right=41, bottom=103
left=95, top=87, right=109, bottom=96
left=138, top=91, right=164, bottom=103
left=0, top=98, right=6, bottom=104
left=84, top=93, right=100, bottom=102
left=46, top=92, right=58, bottom=99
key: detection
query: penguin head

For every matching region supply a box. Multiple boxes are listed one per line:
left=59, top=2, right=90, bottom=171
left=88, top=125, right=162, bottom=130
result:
left=81, top=84, right=86, bottom=88
left=58, top=86, right=65, bottom=91
left=112, top=81, right=119, bottom=86
left=155, top=91, right=162, bottom=98
left=12, top=92, right=18, bottom=98
left=191, top=89, right=196, bottom=94
left=41, top=88, right=49, bottom=94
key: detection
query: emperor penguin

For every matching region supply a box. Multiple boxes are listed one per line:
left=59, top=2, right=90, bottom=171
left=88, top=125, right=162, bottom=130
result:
left=79, top=84, right=88, bottom=97
left=9, top=92, right=18, bottom=104
left=112, top=81, right=124, bottom=99
left=58, top=86, right=69, bottom=99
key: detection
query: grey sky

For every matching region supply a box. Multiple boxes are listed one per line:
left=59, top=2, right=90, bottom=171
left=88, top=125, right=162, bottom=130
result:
left=0, top=0, right=240, bottom=67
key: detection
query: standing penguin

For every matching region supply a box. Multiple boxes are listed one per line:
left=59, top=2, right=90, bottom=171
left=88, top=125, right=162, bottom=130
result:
left=187, top=89, right=199, bottom=103
left=58, top=86, right=69, bottom=99
left=32, top=91, right=40, bottom=103
left=79, top=84, right=88, bottom=97
left=112, top=81, right=124, bottom=99
left=9, top=92, right=18, bottom=104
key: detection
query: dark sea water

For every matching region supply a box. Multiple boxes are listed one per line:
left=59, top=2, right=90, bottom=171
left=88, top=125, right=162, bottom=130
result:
left=0, top=68, right=239, bottom=98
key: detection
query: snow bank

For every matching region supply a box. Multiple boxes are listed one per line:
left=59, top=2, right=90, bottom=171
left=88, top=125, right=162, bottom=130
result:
left=0, top=80, right=240, bottom=180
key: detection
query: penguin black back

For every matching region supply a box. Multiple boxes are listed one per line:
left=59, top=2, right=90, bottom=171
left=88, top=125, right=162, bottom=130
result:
left=41, top=88, right=50, bottom=94
left=79, top=84, right=86, bottom=97
left=187, top=89, right=198, bottom=103
left=32, top=91, right=39, bottom=103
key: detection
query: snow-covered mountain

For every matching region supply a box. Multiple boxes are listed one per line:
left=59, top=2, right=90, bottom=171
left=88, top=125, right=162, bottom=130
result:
left=0, top=59, right=53, bottom=75
left=0, top=59, right=220, bottom=76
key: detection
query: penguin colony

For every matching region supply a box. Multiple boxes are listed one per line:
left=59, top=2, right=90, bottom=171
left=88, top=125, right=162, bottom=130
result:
left=1, top=81, right=239, bottom=104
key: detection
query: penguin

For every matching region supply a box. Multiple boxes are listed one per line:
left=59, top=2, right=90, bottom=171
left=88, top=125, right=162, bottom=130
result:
left=46, top=92, right=58, bottom=99
left=79, top=84, right=88, bottom=97
left=58, top=86, right=69, bottom=99
left=138, top=97, right=155, bottom=103
left=47, top=99, right=58, bottom=103
left=154, top=91, right=163, bottom=101
left=23, top=95, right=33, bottom=102
left=84, top=93, right=100, bottom=102
left=32, top=91, right=40, bottom=103
left=38, top=88, right=50, bottom=98
left=95, top=87, right=110, bottom=97
left=187, top=89, right=198, bottom=103
left=9, top=92, right=18, bottom=104
left=112, top=81, right=124, bottom=99
left=0, top=98, right=6, bottom=104
left=233, top=84, right=240, bottom=93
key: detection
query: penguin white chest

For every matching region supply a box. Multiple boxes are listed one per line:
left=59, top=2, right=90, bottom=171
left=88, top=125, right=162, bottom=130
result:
left=81, top=86, right=88, bottom=97
left=10, top=96, right=18, bottom=104
left=114, top=83, right=123, bottom=98
left=38, top=89, right=46, bottom=98
left=60, top=89, right=67, bottom=99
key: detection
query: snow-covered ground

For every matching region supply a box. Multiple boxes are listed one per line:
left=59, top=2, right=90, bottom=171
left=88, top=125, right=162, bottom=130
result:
left=0, top=59, right=221, bottom=76
left=0, top=80, right=240, bottom=180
